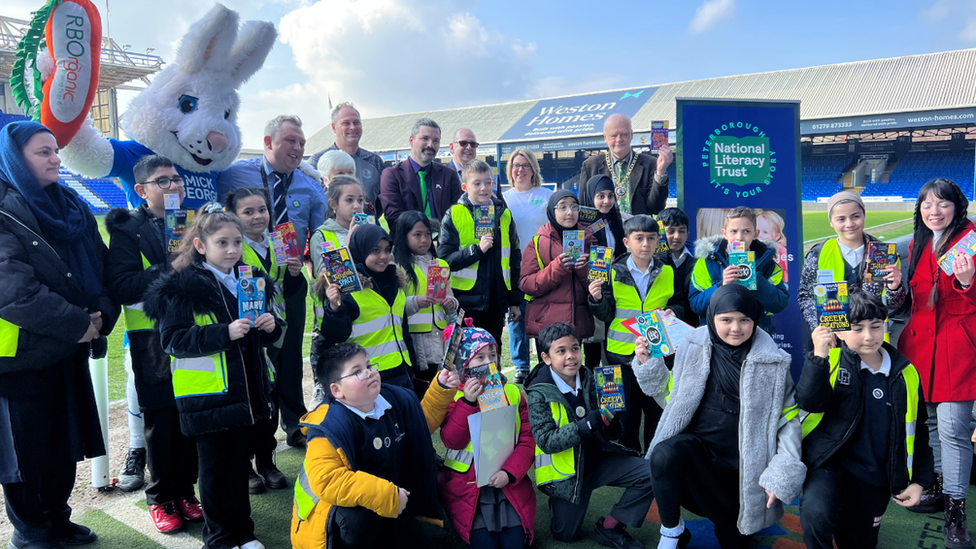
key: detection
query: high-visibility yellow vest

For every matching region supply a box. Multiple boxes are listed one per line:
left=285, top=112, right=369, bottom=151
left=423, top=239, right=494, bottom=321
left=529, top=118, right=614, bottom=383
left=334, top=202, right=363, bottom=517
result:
left=523, top=235, right=546, bottom=303
left=606, top=265, right=674, bottom=357
left=349, top=287, right=412, bottom=371
left=444, top=384, right=523, bottom=473
left=799, top=347, right=920, bottom=480
left=405, top=260, right=449, bottom=333
left=294, top=461, right=321, bottom=522
left=534, top=401, right=577, bottom=485
left=241, top=239, right=287, bottom=319
left=122, top=253, right=154, bottom=333
left=449, top=204, right=512, bottom=292
left=312, top=229, right=345, bottom=313
left=0, top=318, right=19, bottom=358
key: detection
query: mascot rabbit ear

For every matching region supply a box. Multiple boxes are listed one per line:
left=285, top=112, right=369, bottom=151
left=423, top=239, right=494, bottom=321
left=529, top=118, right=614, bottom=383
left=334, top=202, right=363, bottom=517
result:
left=228, top=20, right=279, bottom=87
left=175, top=4, right=240, bottom=76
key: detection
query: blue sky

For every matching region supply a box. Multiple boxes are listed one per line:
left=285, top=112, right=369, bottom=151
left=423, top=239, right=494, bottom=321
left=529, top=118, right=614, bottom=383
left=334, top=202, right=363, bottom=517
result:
left=6, top=0, right=976, bottom=148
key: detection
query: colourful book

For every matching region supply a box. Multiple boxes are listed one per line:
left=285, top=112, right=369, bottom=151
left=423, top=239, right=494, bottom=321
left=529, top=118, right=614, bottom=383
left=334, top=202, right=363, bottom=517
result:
left=237, top=266, right=265, bottom=323
left=426, top=260, right=449, bottom=300
left=655, top=219, right=670, bottom=255
left=320, top=246, right=362, bottom=294
left=864, top=242, right=897, bottom=284
left=594, top=365, right=626, bottom=412
left=588, top=246, right=612, bottom=283
left=352, top=213, right=375, bottom=226
left=163, top=193, right=193, bottom=254
left=730, top=247, right=757, bottom=290
left=938, top=230, right=976, bottom=275
left=815, top=281, right=851, bottom=332
left=660, top=311, right=695, bottom=349
left=476, top=362, right=509, bottom=412
left=563, top=230, right=586, bottom=261
left=274, top=222, right=301, bottom=260
left=651, top=120, right=669, bottom=151
left=269, top=231, right=288, bottom=264
left=635, top=310, right=675, bottom=358
left=474, top=205, right=494, bottom=238
left=578, top=206, right=606, bottom=235
left=441, top=309, right=467, bottom=371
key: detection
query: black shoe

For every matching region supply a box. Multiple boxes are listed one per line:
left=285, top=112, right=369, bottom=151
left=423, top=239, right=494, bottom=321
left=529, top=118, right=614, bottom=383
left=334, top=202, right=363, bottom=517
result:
left=257, top=465, right=287, bottom=490
left=117, top=448, right=146, bottom=492
left=248, top=471, right=266, bottom=494
left=912, top=472, right=945, bottom=514
left=593, top=517, right=643, bottom=549
left=8, top=532, right=64, bottom=549
left=52, top=523, right=96, bottom=546
left=945, top=495, right=974, bottom=549
left=513, top=372, right=527, bottom=385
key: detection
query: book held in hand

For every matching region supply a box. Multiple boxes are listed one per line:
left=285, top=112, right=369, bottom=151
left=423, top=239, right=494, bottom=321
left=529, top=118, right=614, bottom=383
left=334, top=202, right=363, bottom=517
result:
left=237, top=266, right=265, bottom=323
left=474, top=205, right=494, bottom=238
left=635, top=310, right=675, bottom=358
left=578, top=206, right=606, bottom=235
left=426, top=261, right=449, bottom=300
left=595, top=365, right=625, bottom=412
left=476, top=362, right=509, bottom=412
left=164, top=193, right=194, bottom=253
left=562, top=230, right=586, bottom=261
left=651, top=120, right=669, bottom=151
left=274, top=222, right=301, bottom=260
left=864, top=242, right=897, bottom=284
left=320, top=246, right=362, bottom=294
left=729, top=241, right=756, bottom=290
left=441, top=309, right=466, bottom=371
left=587, top=246, right=612, bottom=283
left=655, top=219, right=670, bottom=255
left=815, top=281, right=851, bottom=332
left=269, top=231, right=288, bottom=264
left=352, top=213, right=375, bottom=226
left=938, top=230, right=976, bottom=275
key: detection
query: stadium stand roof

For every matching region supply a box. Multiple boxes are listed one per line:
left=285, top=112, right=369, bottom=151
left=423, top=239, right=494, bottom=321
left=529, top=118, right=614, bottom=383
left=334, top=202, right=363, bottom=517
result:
left=306, top=48, right=976, bottom=155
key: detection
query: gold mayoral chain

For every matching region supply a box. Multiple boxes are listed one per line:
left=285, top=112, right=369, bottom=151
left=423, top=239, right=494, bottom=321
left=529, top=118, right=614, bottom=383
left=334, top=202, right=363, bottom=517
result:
left=605, top=151, right=638, bottom=213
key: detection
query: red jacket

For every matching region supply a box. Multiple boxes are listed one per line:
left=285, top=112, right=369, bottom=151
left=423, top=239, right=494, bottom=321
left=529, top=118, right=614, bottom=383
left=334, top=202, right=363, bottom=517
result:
left=437, top=388, right=536, bottom=545
left=519, top=223, right=596, bottom=339
left=900, top=220, right=976, bottom=402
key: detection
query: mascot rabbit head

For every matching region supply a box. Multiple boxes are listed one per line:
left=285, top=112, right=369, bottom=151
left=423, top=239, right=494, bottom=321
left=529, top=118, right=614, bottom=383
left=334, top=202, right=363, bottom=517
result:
left=121, top=5, right=275, bottom=173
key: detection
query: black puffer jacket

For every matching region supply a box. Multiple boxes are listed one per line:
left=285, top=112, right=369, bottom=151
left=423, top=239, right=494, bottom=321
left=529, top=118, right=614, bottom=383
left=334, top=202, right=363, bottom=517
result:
left=0, top=179, right=117, bottom=383
left=796, top=342, right=934, bottom=494
left=144, top=262, right=282, bottom=436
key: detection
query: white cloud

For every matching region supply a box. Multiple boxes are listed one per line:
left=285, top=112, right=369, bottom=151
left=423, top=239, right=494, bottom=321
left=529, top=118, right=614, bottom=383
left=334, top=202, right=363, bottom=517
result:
left=919, top=0, right=952, bottom=22
left=688, top=0, right=735, bottom=34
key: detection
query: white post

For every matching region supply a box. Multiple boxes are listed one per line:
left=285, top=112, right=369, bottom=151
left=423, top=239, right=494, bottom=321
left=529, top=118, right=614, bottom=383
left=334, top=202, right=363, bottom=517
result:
left=89, top=356, right=110, bottom=489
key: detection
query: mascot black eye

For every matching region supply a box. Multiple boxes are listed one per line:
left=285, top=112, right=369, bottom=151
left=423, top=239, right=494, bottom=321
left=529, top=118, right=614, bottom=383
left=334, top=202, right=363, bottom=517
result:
left=178, top=95, right=198, bottom=114
left=224, top=109, right=231, bottom=120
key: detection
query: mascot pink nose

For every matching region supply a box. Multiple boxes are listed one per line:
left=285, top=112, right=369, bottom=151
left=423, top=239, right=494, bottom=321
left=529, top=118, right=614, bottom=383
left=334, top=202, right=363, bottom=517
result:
left=207, top=131, right=229, bottom=154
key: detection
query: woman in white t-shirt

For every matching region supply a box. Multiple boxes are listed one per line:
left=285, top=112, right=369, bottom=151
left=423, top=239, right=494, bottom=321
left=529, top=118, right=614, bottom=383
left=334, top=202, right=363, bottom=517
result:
left=502, top=148, right=551, bottom=383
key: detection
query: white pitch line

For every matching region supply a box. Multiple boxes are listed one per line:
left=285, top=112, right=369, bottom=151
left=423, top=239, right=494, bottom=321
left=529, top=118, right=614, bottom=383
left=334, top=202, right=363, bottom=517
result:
left=101, top=492, right=202, bottom=549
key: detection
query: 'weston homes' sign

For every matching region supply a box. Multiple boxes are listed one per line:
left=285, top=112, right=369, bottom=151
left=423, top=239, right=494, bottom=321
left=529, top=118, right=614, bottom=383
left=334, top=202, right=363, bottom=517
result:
left=499, top=87, right=657, bottom=142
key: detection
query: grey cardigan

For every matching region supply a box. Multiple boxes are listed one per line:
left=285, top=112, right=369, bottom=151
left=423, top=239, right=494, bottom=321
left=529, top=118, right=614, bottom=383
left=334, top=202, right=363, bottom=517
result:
left=633, top=326, right=806, bottom=535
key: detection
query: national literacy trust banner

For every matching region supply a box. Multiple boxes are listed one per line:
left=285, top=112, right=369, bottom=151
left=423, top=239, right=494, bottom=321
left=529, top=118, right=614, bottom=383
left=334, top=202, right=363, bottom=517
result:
left=677, top=98, right=804, bottom=377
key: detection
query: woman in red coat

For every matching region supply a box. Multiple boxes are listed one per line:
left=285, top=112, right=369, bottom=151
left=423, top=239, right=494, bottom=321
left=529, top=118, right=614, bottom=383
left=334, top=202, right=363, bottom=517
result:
left=899, top=178, right=976, bottom=548
left=519, top=190, right=597, bottom=342
left=438, top=328, right=536, bottom=548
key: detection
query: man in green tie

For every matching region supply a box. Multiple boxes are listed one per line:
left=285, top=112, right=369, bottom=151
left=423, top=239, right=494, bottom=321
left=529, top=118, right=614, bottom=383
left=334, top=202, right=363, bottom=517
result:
left=578, top=113, right=673, bottom=216
left=380, top=118, right=463, bottom=237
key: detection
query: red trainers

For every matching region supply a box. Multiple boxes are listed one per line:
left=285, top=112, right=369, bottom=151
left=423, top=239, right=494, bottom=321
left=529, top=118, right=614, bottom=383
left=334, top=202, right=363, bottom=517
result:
left=149, top=501, right=184, bottom=534
left=179, top=495, right=204, bottom=522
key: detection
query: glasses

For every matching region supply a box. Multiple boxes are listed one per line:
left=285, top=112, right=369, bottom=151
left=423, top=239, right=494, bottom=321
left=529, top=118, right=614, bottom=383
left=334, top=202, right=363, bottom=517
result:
left=554, top=205, right=580, bottom=213
left=456, top=140, right=479, bottom=148
left=143, top=176, right=185, bottom=189
left=339, top=364, right=378, bottom=381
left=511, top=163, right=532, bottom=171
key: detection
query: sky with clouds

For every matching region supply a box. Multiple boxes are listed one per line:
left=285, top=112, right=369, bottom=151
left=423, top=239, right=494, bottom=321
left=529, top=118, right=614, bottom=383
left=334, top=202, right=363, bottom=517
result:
left=5, top=0, right=976, bottom=150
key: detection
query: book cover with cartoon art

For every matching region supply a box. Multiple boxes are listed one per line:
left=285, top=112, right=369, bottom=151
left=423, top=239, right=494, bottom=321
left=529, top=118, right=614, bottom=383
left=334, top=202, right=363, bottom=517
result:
left=938, top=230, right=976, bottom=275
left=237, top=266, right=265, bottom=322
left=588, top=246, right=612, bottom=283
left=474, top=205, right=495, bottom=238
left=651, top=120, right=669, bottom=151
left=815, top=281, right=851, bottom=332
left=164, top=193, right=194, bottom=253
left=864, top=242, right=897, bottom=284
left=635, top=310, right=675, bottom=358
left=595, top=365, right=625, bottom=412
left=426, top=261, right=449, bottom=300
left=352, top=213, right=376, bottom=226
left=476, top=362, right=509, bottom=412
left=729, top=242, right=756, bottom=291
left=275, top=221, right=301, bottom=260
left=320, top=246, right=362, bottom=294
left=562, top=230, right=586, bottom=261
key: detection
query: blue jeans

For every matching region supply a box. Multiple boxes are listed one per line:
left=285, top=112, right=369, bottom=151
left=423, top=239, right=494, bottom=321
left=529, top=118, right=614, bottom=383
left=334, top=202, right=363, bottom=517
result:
left=926, top=400, right=975, bottom=498
left=508, top=302, right=530, bottom=374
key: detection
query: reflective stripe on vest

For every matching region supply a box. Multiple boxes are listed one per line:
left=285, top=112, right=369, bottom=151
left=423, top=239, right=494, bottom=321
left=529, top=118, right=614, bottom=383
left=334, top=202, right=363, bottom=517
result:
left=311, top=229, right=344, bottom=311
left=449, top=204, right=512, bottom=292
left=444, top=384, right=523, bottom=473
left=534, top=401, right=577, bottom=485
left=606, top=266, right=674, bottom=357
left=171, top=313, right=229, bottom=398
left=799, top=348, right=920, bottom=480
left=241, top=240, right=287, bottom=319
left=349, top=288, right=412, bottom=371
left=0, top=318, right=19, bottom=358
left=294, top=464, right=321, bottom=522
left=123, top=253, right=154, bottom=332
left=406, top=260, right=449, bottom=333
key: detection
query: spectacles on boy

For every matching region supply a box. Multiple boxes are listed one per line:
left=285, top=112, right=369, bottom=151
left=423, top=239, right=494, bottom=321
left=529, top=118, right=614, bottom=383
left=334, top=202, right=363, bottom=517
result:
left=143, top=176, right=185, bottom=189
left=338, top=364, right=378, bottom=381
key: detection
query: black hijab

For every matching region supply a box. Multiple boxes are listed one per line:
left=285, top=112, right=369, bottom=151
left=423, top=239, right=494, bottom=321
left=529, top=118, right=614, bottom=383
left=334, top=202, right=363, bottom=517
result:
left=547, top=189, right=580, bottom=232
left=348, top=224, right=398, bottom=305
left=705, top=284, right=763, bottom=398
left=583, top=175, right=626, bottom=256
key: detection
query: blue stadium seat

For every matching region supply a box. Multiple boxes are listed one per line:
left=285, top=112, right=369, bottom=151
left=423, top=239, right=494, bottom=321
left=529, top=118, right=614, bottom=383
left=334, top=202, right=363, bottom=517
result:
left=862, top=151, right=975, bottom=200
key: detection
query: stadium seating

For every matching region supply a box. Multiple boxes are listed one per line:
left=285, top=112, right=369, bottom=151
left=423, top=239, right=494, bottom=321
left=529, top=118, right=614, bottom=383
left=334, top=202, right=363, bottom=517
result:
left=800, top=154, right=852, bottom=201
left=861, top=150, right=975, bottom=199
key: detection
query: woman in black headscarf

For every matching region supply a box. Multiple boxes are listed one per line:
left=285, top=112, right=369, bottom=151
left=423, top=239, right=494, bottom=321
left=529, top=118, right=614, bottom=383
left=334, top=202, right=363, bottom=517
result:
left=633, top=284, right=805, bottom=549
left=313, top=223, right=417, bottom=389
left=0, top=121, right=118, bottom=547
left=583, top=174, right=627, bottom=258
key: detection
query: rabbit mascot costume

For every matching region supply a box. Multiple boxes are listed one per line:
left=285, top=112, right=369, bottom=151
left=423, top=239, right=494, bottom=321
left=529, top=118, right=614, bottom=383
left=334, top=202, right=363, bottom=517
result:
left=52, top=4, right=276, bottom=211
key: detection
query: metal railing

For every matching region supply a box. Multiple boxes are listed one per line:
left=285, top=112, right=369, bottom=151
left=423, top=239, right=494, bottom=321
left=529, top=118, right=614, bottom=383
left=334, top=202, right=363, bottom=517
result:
left=0, top=33, right=163, bottom=69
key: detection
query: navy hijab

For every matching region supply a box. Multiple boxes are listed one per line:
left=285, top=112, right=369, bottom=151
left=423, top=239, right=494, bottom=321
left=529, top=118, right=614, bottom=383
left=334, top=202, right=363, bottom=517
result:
left=0, top=121, right=103, bottom=303
left=705, top=284, right=763, bottom=399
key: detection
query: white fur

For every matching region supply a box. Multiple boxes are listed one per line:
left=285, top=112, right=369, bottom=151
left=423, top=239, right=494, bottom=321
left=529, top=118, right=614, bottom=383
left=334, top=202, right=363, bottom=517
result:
left=58, top=4, right=276, bottom=177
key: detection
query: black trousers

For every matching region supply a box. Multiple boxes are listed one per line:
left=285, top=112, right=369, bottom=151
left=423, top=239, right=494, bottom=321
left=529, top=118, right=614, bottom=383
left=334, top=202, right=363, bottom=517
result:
left=2, top=462, right=75, bottom=545
left=548, top=451, right=654, bottom=542
left=279, top=277, right=309, bottom=445
left=650, top=433, right=751, bottom=549
left=467, top=295, right=504, bottom=346
left=800, top=463, right=892, bottom=549
left=583, top=341, right=604, bottom=371
left=197, top=427, right=254, bottom=549
left=618, top=363, right=662, bottom=453
left=331, top=505, right=430, bottom=549
left=248, top=407, right=280, bottom=468
left=143, top=406, right=197, bottom=505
